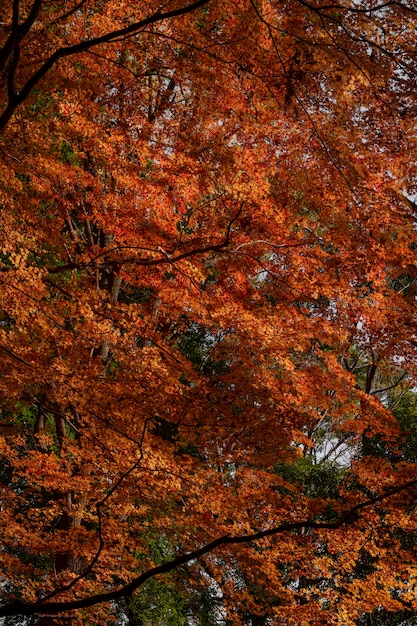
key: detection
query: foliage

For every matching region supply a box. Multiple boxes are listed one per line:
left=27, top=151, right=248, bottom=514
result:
left=0, top=0, right=417, bottom=625
left=274, top=455, right=347, bottom=500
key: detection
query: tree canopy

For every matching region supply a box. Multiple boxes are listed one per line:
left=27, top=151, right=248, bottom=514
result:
left=1, top=0, right=417, bottom=624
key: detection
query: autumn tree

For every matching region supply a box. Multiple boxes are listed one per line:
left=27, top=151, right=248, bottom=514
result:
left=1, top=0, right=417, bottom=624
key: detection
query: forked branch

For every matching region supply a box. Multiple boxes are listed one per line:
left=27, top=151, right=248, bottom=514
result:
left=46, top=202, right=244, bottom=275
left=0, top=0, right=211, bottom=130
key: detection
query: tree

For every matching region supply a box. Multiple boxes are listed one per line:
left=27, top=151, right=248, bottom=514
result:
left=1, top=0, right=417, bottom=624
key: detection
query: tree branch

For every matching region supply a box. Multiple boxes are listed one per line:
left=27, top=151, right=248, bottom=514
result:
left=0, top=0, right=43, bottom=72
left=371, top=372, right=407, bottom=396
left=1, top=478, right=416, bottom=618
left=36, top=417, right=153, bottom=604
left=46, top=202, right=244, bottom=275
left=0, top=0, right=211, bottom=131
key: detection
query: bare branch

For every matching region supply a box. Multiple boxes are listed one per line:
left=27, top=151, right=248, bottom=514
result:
left=371, top=372, right=407, bottom=396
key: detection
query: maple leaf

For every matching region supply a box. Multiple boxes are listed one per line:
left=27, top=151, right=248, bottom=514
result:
left=1, top=0, right=417, bottom=624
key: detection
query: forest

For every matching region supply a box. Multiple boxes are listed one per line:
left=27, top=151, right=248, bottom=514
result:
left=1, top=0, right=417, bottom=624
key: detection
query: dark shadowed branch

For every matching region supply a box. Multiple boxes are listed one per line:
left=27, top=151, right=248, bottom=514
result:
left=0, top=0, right=211, bottom=130
left=1, top=478, right=416, bottom=618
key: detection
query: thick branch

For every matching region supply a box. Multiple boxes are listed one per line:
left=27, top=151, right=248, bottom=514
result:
left=0, top=0, right=43, bottom=72
left=365, top=363, right=377, bottom=394
left=0, top=0, right=211, bottom=131
left=1, top=478, right=416, bottom=618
